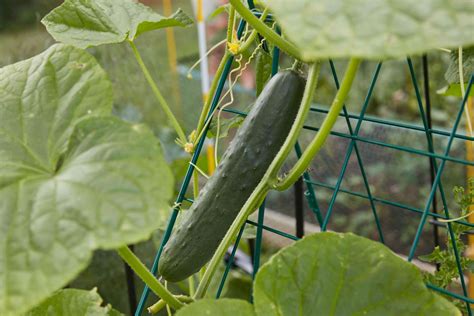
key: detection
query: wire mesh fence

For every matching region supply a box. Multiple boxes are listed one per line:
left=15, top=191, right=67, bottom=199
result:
left=135, top=3, right=474, bottom=315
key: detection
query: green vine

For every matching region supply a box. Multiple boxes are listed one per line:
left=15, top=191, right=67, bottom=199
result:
left=117, top=246, right=184, bottom=310
left=227, top=6, right=235, bottom=43
left=234, top=8, right=269, bottom=55
left=148, top=295, right=194, bottom=314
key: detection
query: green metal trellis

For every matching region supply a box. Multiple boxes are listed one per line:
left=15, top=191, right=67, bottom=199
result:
left=134, top=2, right=474, bottom=314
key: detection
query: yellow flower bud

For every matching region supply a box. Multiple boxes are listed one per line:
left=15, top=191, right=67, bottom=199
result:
left=227, top=41, right=240, bottom=55
left=184, top=142, right=194, bottom=154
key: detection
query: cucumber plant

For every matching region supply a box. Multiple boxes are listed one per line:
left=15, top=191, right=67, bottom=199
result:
left=421, top=179, right=474, bottom=309
left=0, top=0, right=473, bottom=315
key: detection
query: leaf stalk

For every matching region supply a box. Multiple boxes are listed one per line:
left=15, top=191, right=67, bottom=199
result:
left=128, top=40, right=187, bottom=143
left=117, top=246, right=184, bottom=310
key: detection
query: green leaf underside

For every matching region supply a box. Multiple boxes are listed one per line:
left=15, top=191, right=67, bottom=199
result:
left=176, top=299, right=256, bottom=316
left=42, top=0, right=193, bottom=49
left=0, top=44, right=174, bottom=315
left=25, top=288, right=123, bottom=316
left=208, top=115, right=244, bottom=139
left=208, top=4, right=230, bottom=21
left=253, top=232, right=460, bottom=316
left=445, top=46, right=474, bottom=84
left=262, top=0, right=474, bottom=60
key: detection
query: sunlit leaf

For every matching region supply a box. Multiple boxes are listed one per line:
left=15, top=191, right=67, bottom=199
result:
left=42, top=0, right=193, bottom=48
left=176, top=233, right=460, bottom=316
left=25, top=288, right=123, bottom=316
left=0, top=44, right=174, bottom=315
left=254, top=232, right=460, bottom=316
left=176, top=299, right=255, bottom=316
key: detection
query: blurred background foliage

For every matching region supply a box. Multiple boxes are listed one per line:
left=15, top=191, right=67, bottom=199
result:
left=0, top=0, right=62, bottom=31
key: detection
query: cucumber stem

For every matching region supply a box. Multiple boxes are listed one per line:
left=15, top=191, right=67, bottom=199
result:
left=193, top=63, right=321, bottom=299
left=229, top=0, right=301, bottom=59
left=273, top=58, right=361, bottom=191
left=128, top=40, right=187, bottom=144
left=117, top=246, right=184, bottom=310
left=236, top=8, right=269, bottom=55
left=291, top=60, right=303, bottom=72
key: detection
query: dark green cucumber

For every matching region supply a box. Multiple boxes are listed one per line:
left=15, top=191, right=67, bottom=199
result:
left=158, top=70, right=306, bottom=282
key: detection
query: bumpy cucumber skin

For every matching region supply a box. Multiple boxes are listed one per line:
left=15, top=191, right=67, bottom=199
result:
left=159, top=70, right=306, bottom=282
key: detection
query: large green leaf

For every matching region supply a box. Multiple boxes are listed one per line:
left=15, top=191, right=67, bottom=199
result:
left=0, top=44, right=174, bottom=315
left=253, top=232, right=460, bottom=316
left=176, top=299, right=256, bottom=316
left=42, top=0, right=193, bottom=49
left=0, top=44, right=112, bottom=187
left=25, top=288, right=123, bottom=316
left=176, top=233, right=460, bottom=315
left=262, top=0, right=474, bottom=60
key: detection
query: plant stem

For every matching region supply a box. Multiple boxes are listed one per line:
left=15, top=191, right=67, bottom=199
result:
left=236, top=8, right=269, bottom=54
left=148, top=299, right=166, bottom=314
left=148, top=295, right=194, bottom=314
left=273, top=58, right=361, bottom=191
left=194, top=5, right=236, bottom=137
left=229, top=0, right=301, bottom=59
left=117, top=246, right=184, bottom=310
left=128, top=40, right=187, bottom=143
left=227, top=6, right=235, bottom=43
left=188, top=275, right=195, bottom=297
left=193, top=63, right=321, bottom=299
left=195, top=52, right=231, bottom=137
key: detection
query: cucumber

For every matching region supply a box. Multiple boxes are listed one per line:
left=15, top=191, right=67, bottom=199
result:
left=159, top=70, right=306, bottom=282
